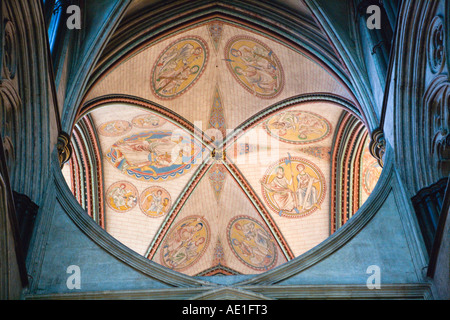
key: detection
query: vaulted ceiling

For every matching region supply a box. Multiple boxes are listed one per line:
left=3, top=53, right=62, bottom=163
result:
left=62, top=8, right=382, bottom=276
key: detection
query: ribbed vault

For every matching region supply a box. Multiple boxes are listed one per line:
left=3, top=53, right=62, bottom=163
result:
left=62, top=16, right=382, bottom=276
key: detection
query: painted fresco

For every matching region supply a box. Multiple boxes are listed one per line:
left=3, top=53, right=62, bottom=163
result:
left=139, top=186, right=172, bottom=218
left=225, top=36, right=284, bottom=98
left=208, top=163, right=227, bottom=203
left=161, top=216, right=210, bottom=271
left=212, top=237, right=226, bottom=266
left=106, top=131, right=202, bottom=181
left=363, top=161, right=382, bottom=194
left=132, top=113, right=167, bottom=129
left=298, top=146, right=332, bottom=160
left=106, top=181, right=138, bottom=213
left=208, top=22, right=224, bottom=52
left=98, top=120, right=132, bottom=137
left=151, top=36, right=208, bottom=99
left=265, top=110, right=331, bottom=144
left=261, top=155, right=326, bottom=218
left=208, top=86, right=226, bottom=139
left=360, top=138, right=382, bottom=196
left=227, top=216, right=277, bottom=271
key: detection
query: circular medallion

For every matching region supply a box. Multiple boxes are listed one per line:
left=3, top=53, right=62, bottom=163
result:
left=261, top=156, right=326, bottom=218
left=151, top=36, right=209, bottom=99
left=106, top=181, right=138, bottom=213
left=161, top=215, right=210, bottom=271
left=139, top=186, right=171, bottom=218
left=227, top=215, right=277, bottom=271
left=265, top=110, right=331, bottom=144
left=224, top=36, right=284, bottom=99
left=98, top=120, right=132, bottom=137
left=132, top=113, right=167, bottom=129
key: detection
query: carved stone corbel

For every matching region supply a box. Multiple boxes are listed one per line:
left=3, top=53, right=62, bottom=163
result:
left=369, top=128, right=386, bottom=167
left=57, top=132, right=72, bottom=168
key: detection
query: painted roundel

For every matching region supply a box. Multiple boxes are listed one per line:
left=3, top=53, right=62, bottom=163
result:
left=265, top=110, right=331, bottom=144
left=227, top=216, right=277, bottom=271
left=224, top=36, right=284, bottom=98
left=260, top=156, right=326, bottom=218
left=98, top=120, right=132, bottom=137
left=151, top=36, right=209, bottom=99
left=132, top=113, right=167, bottom=129
left=139, top=186, right=171, bottom=218
left=161, top=215, right=210, bottom=271
left=106, top=181, right=138, bottom=213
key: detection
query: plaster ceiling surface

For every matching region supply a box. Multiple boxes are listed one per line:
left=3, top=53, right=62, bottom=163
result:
left=84, top=20, right=354, bottom=130
left=229, top=102, right=344, bottom=257
left=65, top=19, right=382, bottom=276
left=89, top=104, right=201, bottom=256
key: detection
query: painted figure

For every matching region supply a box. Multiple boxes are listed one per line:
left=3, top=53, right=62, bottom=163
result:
left=98, top=120, right=131, bottom=137
left=265, top=110, right=331, bottom=144
left=161, top=217, right=209, bottom=270
left=270, top=112, right=298, bottom=137
left=232, top=44, right=279, bottom=95
left=228, top=216, right=277, bottom=271
left=115, top=135, right=188, bottom=169
left=107, top=182, right=138, bottom=212
left=140, top=187, right=171, bottom=218
left=296, top=112, right=327, bottom=141
left=107, top=131, right=201, bottom=182
left=152, top=37, right=208, bottom=99
left=241, top=221, right=273, bottom=266
left=260, top=166, right=296, bottom=213
left=146, top=190, right=162, bottom=213
left=132, top=114, right=166, bottom=128
left=295, top=164, right=320, bottom=210
left=261, top=156, right=325, bottom=217
left=226, top=36, right=284, bottom=98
